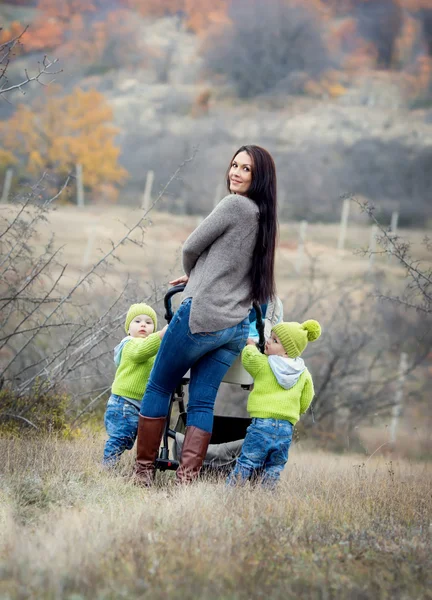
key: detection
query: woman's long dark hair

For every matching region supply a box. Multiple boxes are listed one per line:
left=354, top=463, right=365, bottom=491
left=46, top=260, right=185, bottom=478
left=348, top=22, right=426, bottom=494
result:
left=226, top=145, right=278, bottom=305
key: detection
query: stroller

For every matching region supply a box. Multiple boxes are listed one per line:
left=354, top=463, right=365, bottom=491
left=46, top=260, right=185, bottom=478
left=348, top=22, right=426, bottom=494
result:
left=155, top=284, right=265, bottom=476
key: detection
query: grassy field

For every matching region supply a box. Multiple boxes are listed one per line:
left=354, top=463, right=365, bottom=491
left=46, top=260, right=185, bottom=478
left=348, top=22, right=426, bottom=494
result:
left=0, top=434, right=431, bottom=600
left=24, top=203, right=430, bottom=301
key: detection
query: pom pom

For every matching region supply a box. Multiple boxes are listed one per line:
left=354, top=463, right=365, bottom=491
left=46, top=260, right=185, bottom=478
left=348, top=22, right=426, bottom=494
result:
left=302, top=319, right=321, bottom=342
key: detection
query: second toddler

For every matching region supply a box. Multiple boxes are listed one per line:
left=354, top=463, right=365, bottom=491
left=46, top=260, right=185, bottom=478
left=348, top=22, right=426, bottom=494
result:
left=227, top=319, right=321, bottom=488
left=103, top=303, right=167, bottom=465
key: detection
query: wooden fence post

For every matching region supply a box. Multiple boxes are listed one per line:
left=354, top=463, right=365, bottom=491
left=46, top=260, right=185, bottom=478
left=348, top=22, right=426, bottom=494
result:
left=389, top=352, right=408, bottom=445
left=387, top=211, right=399, bottom=265
left=1, top=168, right=13, bottom=203
left=141, top=170, right=154, bottom=211
left=368, top=224, right=378, bottom=272
left=76, top=164, right=84, bottom=208
left=295, top=220, right=308, bottom=274
left=390, top=211, right=399, bottom=234
left=337, top=198, right=350, bottom=251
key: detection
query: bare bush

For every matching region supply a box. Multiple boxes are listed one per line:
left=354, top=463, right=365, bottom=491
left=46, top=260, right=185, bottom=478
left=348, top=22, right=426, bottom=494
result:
left=353, top=196, right=432, bottom=314
left=216, top=265, right=431, bottom=452
left=204, top=0, right=331, bottom=98
left=0, top=27, right=60, bottom=101
left=302, top=287, right=431, bottom=441
left=0, top=157, right=192, bottom=432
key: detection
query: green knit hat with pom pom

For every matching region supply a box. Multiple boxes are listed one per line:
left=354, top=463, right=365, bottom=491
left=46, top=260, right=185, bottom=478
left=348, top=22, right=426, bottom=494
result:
left=272, top=320, right=321, bottom=358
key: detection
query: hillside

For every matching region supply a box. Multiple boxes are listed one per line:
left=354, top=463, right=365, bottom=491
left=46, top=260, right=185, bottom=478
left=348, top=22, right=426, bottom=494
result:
left=1, top=1, right=432, bottom=224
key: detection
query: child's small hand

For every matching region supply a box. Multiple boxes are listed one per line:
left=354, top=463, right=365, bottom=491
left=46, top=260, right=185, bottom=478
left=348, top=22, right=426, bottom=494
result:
left=246, top=338, right=257, bottom=346
left=158, top=324, right=169, bottom=339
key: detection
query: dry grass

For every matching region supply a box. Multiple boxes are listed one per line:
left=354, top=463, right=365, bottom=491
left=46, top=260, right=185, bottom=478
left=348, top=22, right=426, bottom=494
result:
left=0, top=434, right=431, bottom=600
left=16, top=204, right=429, bottom=298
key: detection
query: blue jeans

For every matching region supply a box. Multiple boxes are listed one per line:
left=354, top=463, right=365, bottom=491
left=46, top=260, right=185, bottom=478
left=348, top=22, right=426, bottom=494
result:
left=140, top=298, right=249, bottom=433
left=227, top=418, right=294, bottom=488
left=103, top=394, right=139, bottom=464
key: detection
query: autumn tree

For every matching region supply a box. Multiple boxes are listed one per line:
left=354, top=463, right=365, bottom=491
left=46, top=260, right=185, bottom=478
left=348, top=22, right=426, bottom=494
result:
left=204, top=0, right=331, bottom=98
left=1, top=86, right=127, bottom=201
left=353, top=0, right=403, bottom=69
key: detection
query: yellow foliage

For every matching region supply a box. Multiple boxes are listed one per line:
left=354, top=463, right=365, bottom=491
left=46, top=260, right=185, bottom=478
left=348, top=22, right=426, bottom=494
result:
left=0, top=149, right=17, bottom=169
left=325, top=81, right=348, bottom=97
left=303, top=70, right=348, bottom=98
left=1, top=87, right=127, bottom=194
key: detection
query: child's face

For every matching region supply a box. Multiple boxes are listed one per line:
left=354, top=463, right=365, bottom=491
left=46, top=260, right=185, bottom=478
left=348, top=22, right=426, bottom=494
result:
left=128, top=314, right=155, bottom=338
left=265, top=332, right=287, bottom=357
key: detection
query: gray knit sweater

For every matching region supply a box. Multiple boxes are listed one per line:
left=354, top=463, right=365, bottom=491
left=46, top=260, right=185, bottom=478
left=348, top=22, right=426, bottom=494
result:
left=182, top=194, right=259, bottom=333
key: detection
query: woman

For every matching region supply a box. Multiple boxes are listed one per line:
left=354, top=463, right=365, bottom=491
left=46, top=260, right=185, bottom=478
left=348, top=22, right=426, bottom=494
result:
left=134, top=145, right=278, bottom=485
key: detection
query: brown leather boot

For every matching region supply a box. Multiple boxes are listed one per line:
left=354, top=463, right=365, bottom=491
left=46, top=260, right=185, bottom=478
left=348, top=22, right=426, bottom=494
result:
left=175, top=426, right=211, bottom=485
left=133, top=415, right=166, bottom=487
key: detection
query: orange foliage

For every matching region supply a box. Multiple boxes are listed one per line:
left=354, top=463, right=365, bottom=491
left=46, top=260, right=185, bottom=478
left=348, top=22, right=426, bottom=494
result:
left=401, top=0, right=432, bottom=9
left=1, top=87, right=127, bottom=196
left=0, top=21, right=26, bottom=48
left=401, top=54, right=432, bottom=97
left=26, top=19, right=64, bottom=51
left=184, top=0, right=230, bottom=35
left=36, top=0, right=99, bottom=21
left=0, top=18, right=64, bottom=53
left=127, top=0, right=229, bottom=34
left=303, top=69, right=348, bottom=98
left=191, top=89, right=211, bottom=117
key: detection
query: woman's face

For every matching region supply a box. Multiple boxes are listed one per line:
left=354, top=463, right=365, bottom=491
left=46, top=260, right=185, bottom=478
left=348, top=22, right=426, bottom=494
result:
left=229, top=151, right=253, bottom=195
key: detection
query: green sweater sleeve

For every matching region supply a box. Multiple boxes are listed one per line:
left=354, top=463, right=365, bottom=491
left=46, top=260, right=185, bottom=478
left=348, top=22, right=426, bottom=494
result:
left=241, top=344, right=267, bottom=378
left=121, top=332, right=161, bottom=364
left=299, top=373, right=315, bottom=415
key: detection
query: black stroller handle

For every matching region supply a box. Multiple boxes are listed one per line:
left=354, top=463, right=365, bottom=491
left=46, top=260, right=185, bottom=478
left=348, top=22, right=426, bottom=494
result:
left=164, top=283, right=187, bottom=322
left=254, top=301, right=265, bottom=354
left=163, top=284, right=265, bottom=353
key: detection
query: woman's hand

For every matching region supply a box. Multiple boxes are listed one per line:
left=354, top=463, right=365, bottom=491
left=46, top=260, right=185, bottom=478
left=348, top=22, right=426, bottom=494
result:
left=158, top=324, right=169, bottom=340
left=169, top=274, right=189, bottom=286
left=246, top=338, right=257, bottom=346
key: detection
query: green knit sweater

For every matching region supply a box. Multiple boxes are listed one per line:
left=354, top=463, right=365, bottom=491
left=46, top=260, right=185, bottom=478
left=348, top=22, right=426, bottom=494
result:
left=241, top=345, right=315, bottom=424
left=111, top=333, right=161, bottom=401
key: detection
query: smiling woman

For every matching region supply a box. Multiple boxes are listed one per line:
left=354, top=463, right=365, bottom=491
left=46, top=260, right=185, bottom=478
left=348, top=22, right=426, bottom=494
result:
left=134, top=145, right=279, bottom=486
left=228, top=151, right=253, bottom=195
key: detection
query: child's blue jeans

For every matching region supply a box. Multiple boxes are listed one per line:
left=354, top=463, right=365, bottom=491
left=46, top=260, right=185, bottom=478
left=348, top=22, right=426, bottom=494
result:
left=227, top=418, right=293, bottom=488
left=103, top=394, right=139, bottom=465
left=140, top=297, right=249, bottom=433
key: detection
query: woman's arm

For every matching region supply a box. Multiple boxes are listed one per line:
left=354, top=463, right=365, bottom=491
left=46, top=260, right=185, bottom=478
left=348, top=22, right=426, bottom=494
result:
left=182, top=195, right=240, bottom=275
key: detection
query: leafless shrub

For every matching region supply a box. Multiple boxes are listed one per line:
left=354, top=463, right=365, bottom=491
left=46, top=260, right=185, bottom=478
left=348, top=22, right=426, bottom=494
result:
left=353, top=196, right=432, bottom=315
left=0, top=27, right=60, bottom=102
left=204, top=0, right=331, bottom=98
left=216, top=264, right=431, bottom=453
left=0, top=157, right=193, bottom=433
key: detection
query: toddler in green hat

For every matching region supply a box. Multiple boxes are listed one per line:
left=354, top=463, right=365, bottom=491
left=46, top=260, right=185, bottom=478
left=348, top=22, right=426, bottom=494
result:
left=227, top=319, right=321, bottom=488
left=103, top=303, right=167, bottom=466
